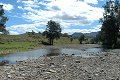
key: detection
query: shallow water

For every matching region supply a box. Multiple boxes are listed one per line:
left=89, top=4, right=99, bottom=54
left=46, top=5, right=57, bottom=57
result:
left=61, top=48, right=103, bottom=57
left=0, top=47, right=104, bottom=64
left=0, top=49, right=48, bottom=64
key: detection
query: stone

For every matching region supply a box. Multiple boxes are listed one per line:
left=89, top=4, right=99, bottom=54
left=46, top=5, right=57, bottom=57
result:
left=8, top=74, right=12, bottom=78
left=75, top=60, right=80, bottom=63
left=49, top=69, right=57, bottom=73
left=0, top=60, right=9, bottom=66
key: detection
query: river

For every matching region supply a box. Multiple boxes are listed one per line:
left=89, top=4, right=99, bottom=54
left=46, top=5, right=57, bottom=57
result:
left=0, top=47, right=106, bottom=64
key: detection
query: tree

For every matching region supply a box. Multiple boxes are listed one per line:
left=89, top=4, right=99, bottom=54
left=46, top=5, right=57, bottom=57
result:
left=2, top=30, right=9, bottom=34
left=45, top=20, right=61, bottom=45
left=100, top=0, right=120, bottom=48
left=95, top=31, right=103, bottom=43
left=78, top=34, right=84, bottom=44
left=0, top=5, right=8, bottom=34
left=70, top=37, right=73, bottom=42
left=61, top=33, right=70, bottom=37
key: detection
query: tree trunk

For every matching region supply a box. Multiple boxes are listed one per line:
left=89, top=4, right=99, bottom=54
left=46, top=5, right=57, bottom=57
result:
left=51, top=39, right=54, bottom=45
left=79, top=40, right=82, bottom=44
left=49, top=38, right=51, bottom=45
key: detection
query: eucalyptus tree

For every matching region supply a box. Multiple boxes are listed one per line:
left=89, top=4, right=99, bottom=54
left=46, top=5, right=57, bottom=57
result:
left=45, top=20, right=61, bottom=45
left=0, top=5, right=8, bottom=34
left=78, top=34, right=84, bottom=44
left=100, top=0, right=120, bottom=48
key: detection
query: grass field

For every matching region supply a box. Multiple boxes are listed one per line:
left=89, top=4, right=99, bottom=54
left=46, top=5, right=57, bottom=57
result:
left=0, top=42, right=41, bottom=54
left=54, top=37, right=79, bottom=45
left=0, top=34, right=79, bottom=54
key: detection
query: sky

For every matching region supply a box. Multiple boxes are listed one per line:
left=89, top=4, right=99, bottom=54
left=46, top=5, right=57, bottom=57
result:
left=0, top=0, right=105, bottom=35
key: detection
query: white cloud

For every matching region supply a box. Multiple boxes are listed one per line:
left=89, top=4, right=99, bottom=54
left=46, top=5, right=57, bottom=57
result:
left=84, top=0, right=98, bottom=4
left=17, top=0, right=21, bottom=3
left=62, top=25, right=101, bottom=34
left=11, top=0, right=104, bottom=34
left=7, top=23, right=101, bottom=35
left=19, top=0, right=40, bottom=8
left=9, top=31, right=20, bottom=35
left=17, top=0, right=103, bottom=26
left=0, top=3, right=14, bottom=11
left=93, top=25, right=101, bottom=31
left=7, top=23, right=45, bottom=35
left=18, top=6, right=23, bottom=10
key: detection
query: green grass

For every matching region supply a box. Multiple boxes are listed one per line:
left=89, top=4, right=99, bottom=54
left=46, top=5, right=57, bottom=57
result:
left=54, top=37, right=79, bottom=45
left=0, top=34, right=42, bottom=54
left=0, top=34, right=80, bottom=54
left=0, top=42, right=41, bottom=54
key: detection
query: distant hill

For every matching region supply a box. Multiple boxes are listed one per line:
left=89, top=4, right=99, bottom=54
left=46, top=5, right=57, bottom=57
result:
left=72, top=32, right=98, bottom=38
left=72, top=32, right=83, bottom=37
left=84, top=32, right=98, bottom=38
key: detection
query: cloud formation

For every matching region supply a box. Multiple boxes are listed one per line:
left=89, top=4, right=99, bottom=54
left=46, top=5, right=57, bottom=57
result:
left=84, top=0, right=98, bottom=4
left=7, top=0, right=103, bottom=34
left=0, top=3, right=14, bottom=11
left=18, top=0, right=103, bottom=22
left=62, top=24, right=101, bottom=34
left=7, top=23, right=44, bottom=35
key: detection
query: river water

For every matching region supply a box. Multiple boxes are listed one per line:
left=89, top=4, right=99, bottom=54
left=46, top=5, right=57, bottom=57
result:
left=0, top=47, right=104, bottom=64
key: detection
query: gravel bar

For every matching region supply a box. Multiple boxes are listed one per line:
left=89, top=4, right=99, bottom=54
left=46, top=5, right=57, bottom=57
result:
left=0, top=52, right=120, bottom=80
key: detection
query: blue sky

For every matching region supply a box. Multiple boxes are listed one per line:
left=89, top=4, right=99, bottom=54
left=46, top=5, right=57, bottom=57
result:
left=0, top=0, right=105, bottom=35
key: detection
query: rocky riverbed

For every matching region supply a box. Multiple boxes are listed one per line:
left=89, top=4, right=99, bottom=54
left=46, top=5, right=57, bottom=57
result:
left=0, top=51, right=120, bottom=80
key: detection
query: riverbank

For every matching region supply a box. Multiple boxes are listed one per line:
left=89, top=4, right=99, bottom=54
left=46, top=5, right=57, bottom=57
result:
left=0, top=43, right=100, bottom=55
left=0, top=44, right=102, bottom=64
left=0, top=51, right=119, bottom=80
left=0, top=42, right=41, bottom=55
left=0, top=34, right=79, bottom=55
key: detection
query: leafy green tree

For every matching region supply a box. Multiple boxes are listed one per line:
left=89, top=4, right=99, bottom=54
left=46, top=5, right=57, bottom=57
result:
left=100, top=0, right=120, bottom=48
left=61, top=33, right=69, bottom=37
left=78, top=34, right=84, bottom=44
left=0, top=5, right=8, bottom=34
left=45, top=20, right=61, bottom=45
left=90, top=38, right=95, bottom=44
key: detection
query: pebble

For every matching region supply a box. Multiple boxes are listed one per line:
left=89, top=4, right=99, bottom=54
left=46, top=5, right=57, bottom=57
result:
left=0, top=52, right=119, bottom=80
left=7, top=74, right=12, bottom=78
left=48, top=69, right=57, bottom=73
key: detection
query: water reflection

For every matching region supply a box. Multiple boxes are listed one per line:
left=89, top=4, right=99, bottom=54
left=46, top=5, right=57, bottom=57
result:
left=0, top=47, right=104, bottom=64
left=0, top=49, right=48, bottom=64
left=46, top=48, right=61, bottom=56
left=84, top=48, right=104, bottom=52
left=61, top=48, right=103, bottom=57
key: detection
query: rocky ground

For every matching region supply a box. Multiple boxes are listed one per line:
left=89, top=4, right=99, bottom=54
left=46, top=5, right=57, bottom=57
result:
left=42, top=44, right=100, bottom=49
left=0, top=51, right=119, bottom=80
left=0, top=44, right=119, bottom=80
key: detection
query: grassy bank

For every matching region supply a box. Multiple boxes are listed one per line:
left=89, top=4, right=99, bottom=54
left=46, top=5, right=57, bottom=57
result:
left=54, top=37, right=79, bottom=45
left=0, top=42, right=41, bottom=54
left=0, top=34, right=80, bottom=54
